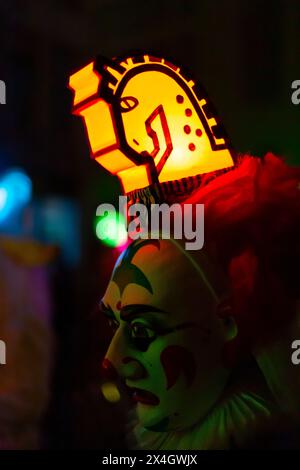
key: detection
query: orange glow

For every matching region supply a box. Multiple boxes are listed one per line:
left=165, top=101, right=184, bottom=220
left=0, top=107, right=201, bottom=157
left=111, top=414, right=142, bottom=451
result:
left=69, top=62, right=101, bottom=106
left=95, top=149, right=136, bottom=176
left=78, top=100, right=118, bottom=155
left=117, top=166, right=150, bottom=193
left=69, top=56, right=235, bottom=193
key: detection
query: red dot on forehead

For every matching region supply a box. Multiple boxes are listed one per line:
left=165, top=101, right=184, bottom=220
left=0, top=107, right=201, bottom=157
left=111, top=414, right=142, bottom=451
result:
left=116, top=300, right=122, bottom=311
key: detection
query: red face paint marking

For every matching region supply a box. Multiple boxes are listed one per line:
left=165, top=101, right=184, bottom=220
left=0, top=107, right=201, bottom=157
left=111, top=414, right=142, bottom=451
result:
left=101, top=358, right=118, bottom=380
left=116, top=300, right=122, bottom=311
left=160, top=345, right=196, bottom=390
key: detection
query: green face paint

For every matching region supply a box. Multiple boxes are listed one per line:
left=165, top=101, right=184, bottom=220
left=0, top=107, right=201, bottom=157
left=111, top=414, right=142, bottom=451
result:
left=102, top=239, right=234, bottom=431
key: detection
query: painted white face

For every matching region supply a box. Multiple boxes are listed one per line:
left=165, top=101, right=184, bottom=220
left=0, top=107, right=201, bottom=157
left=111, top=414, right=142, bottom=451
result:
left=101, top=239, right=235, bottom=432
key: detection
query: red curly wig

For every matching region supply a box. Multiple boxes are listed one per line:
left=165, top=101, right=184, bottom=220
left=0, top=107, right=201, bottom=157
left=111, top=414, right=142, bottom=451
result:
left=184, top=154, right=300, bottom=364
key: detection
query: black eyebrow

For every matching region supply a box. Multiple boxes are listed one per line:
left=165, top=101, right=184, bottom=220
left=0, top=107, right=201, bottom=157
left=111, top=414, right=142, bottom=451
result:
left=120, top=304, right=167, bottom=321
left=99, top=300, right=116, bottom=319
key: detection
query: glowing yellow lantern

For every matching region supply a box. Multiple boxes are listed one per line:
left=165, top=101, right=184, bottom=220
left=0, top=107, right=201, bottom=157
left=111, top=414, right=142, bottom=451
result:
left=69, top=55, right=235, bottom=197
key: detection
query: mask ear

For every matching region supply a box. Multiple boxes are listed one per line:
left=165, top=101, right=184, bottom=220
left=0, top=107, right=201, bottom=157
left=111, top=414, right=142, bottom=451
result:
left=216, top=298, right=238, bottom=342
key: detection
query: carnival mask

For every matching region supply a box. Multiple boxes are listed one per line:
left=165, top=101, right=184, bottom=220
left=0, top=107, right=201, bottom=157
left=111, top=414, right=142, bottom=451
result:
left=101, top=239, right=237, bottom=432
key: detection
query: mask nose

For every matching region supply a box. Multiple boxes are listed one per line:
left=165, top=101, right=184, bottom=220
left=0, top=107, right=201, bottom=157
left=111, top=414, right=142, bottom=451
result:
left=102, top=327, right=147, bottom=381
left=101, top=358, right=118, bottom=380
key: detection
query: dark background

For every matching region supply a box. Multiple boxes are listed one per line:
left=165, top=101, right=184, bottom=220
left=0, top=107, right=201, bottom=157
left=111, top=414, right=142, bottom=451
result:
left=0, top=0, right=299, bottom=449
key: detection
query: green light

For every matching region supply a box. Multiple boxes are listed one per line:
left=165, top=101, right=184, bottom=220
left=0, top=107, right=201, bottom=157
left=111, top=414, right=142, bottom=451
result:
left=95, top=211, right=128, bottom=248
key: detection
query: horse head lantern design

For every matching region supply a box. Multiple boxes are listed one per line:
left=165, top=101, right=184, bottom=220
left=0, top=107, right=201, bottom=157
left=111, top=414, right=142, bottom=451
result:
left=69, top=55, right=235, bottom=198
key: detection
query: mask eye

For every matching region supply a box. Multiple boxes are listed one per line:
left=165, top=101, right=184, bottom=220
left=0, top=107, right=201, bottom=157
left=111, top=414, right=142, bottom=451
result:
left=107, top=317, right=119, bottom=333
left=131, top=322, right=155, bottom=339
left=119, top=96, right=139, bottom=112
left=129, top=321, right=156, bottom=352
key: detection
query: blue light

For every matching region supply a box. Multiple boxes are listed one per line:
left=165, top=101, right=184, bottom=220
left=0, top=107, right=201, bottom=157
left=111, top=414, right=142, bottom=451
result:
left=0, top=188, right=8, bottom=211
left=0, top=169, right=32, bottom=223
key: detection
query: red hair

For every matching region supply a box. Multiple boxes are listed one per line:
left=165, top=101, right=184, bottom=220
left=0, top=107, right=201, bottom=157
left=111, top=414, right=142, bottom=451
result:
left=185, top=154, right=300, bottom=362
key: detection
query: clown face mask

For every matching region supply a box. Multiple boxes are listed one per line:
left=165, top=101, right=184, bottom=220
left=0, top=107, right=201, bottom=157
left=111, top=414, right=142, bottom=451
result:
left=101, top=239, right=236, bottom=432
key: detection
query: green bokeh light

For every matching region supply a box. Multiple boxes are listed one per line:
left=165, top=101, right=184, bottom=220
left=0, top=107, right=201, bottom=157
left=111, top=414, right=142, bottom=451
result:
left=95, top=211, right=128, bottom=248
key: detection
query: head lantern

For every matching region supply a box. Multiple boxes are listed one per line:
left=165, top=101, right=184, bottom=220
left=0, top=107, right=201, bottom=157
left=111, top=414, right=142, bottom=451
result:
left=69, top=55, right=235, bottom=205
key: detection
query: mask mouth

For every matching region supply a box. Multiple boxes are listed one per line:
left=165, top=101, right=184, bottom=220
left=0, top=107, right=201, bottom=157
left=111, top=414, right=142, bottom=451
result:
left=126, top=386, right=160, bottom=406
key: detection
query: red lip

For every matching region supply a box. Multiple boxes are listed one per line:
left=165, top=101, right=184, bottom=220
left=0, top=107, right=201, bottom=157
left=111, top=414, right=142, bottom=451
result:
left=127, top=387, right=160, bottom=406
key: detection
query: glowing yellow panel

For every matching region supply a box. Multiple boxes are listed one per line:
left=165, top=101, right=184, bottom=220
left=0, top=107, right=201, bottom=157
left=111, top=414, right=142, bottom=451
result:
left=118, top=165, right=150, bottom=193
left=69, top=62, right=100, bottom=106
left=69, top=55, right=235, bottom=194
left=95, top=148, right=136, bottom=174
left=79, top=100, right=118, bottom=155
left=119, top=70, right=233, bottom=183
